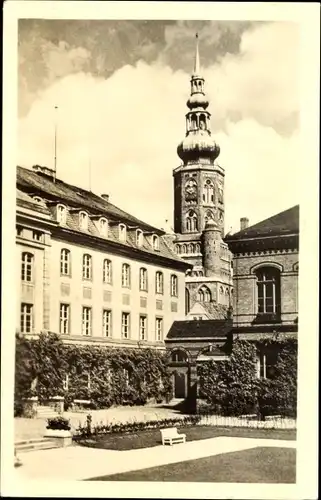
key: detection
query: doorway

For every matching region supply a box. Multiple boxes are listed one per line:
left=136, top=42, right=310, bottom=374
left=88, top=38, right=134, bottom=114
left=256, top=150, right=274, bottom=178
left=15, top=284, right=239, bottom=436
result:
left=174, top=372, right=186, bottom=399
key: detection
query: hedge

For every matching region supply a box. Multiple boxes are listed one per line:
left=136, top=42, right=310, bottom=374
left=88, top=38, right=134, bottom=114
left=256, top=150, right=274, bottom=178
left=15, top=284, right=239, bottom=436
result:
left=198, top=338, right=297, bottom=418
left=14, top=332, right=172, bottom=415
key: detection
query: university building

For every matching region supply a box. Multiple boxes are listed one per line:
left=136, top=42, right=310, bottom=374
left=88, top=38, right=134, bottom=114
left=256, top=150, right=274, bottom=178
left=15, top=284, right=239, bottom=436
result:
left=16, top=164, right=191, bottom=348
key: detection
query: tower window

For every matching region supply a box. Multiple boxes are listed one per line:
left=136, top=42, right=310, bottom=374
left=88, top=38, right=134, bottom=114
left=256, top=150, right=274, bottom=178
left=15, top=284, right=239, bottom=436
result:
left=197, top=285, right=211, bottom=303
left=203, top=180, right=214, bottom=204
left=186, top=211, right=198, bottom=232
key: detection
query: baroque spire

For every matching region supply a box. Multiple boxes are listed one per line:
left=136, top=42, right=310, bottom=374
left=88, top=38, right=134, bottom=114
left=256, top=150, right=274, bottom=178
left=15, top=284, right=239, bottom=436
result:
left=177, top=33, right=220, bottom=166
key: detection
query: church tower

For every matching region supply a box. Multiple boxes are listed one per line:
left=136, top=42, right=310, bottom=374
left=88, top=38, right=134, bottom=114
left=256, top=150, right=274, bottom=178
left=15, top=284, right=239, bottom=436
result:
left=172, top=34, right=233, bottom=319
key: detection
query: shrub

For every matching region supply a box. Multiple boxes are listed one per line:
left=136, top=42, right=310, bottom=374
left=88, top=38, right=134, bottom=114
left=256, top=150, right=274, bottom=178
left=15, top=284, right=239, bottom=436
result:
left=46, top=416, right=71, bottom=431
left=14, top=332, right=171, bottom=411
left=73, top=414, right=202, bottom=439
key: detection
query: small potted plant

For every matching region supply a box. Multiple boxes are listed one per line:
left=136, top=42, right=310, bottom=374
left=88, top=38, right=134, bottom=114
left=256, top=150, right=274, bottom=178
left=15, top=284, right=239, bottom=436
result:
left=44, top=416, right=72, bottom=447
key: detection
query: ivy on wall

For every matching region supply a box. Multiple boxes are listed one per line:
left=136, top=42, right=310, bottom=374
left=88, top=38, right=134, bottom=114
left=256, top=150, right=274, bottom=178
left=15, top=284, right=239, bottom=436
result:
left=198, top=337, right=297, bottom=418
left=14, top=333, right=172, bottom=415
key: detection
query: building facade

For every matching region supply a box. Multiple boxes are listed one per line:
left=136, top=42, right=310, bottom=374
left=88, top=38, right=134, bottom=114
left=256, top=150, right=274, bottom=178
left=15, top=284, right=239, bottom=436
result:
left=170, top=34, right=233, bottom=319
left=16, top=165, right=191, bottom=349
left=225, top=205, right=299, bottom=376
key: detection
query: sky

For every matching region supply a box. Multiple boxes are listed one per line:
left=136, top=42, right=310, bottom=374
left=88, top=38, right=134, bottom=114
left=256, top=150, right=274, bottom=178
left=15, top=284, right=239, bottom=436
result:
left=17, top=19, right=300, bottom=234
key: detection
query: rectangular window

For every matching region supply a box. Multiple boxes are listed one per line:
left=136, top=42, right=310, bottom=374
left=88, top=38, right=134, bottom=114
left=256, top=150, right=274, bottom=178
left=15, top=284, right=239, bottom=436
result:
left=139, top=268, right=148, bottom=291
left=102, top=309, right=112, bottom=337
left=155, top=271, right=164, bottom=294
left=59, top=303, right=70, bottom=334
left=121, top=312, right=130, bottom=339
left=82, top=254, right=92, bottom=280
left=170, top=274, right=178, bottom=297
left=21, top=252, right=33, bottom=282
left=103, top=259, right=112, bottom=284
left=20, top=303, right=33, bottom=333
left=155, top=317, right=163, bottom=341
left=139, top=315, right=147, bottom=340
left=122, top=263, right=131, bottom=288
left=82, top=306, right=92, bottom=336
left=60, top=249, right=71, bottom=276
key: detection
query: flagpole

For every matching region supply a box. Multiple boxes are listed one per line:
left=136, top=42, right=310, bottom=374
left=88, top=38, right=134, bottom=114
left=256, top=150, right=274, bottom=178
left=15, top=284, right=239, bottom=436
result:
left=54, top=106, right=58, bottom=182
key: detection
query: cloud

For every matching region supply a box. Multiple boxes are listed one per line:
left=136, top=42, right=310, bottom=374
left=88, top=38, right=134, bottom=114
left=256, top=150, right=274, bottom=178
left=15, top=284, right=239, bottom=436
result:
left=18, top=21, right=300, bottom=234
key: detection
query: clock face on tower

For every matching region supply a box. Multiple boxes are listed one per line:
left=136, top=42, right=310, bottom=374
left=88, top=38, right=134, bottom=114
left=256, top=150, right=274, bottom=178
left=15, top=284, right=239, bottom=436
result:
left=185, top=179, right=198, bottom=202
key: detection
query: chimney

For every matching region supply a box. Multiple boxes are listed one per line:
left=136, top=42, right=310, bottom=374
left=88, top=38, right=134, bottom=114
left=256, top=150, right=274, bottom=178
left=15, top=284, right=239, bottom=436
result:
left=101, top=194, right=109, bottom=202
left=240, top=217, right=249, bottom=231
left=32, top=164, right=56, bottom=180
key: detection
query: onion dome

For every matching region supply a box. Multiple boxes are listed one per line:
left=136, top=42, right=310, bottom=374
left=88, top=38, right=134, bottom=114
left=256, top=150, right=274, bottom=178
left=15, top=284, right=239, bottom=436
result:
left=187, top=93, right=209, bottom=109
left=177, top=130, right=220, bottom=165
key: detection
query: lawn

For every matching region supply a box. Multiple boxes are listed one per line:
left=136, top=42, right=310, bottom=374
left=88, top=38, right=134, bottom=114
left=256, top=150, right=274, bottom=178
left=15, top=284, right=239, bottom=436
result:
left=88, top=447, right=296, bottom=483
left=77, top=425, right=296, bottom=451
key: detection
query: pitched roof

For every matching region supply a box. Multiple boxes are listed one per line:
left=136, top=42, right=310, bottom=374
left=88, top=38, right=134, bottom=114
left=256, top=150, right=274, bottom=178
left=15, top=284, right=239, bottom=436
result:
left=188, top=302, right=230, bottom=320
left=16, top=166, right=190, bottom=268
left=166, top=319, right=233, bottom=339
left=17, top=166, right=163, bottom=233
left=225, top=205, right=299, bottom=242
left=16, top=189, right=51, bottom=216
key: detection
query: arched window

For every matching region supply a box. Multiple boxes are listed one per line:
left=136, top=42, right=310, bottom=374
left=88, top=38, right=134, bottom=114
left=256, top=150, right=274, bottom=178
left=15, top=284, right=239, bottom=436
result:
left=79, top=211, right=88, bottom=230
left=175, top=244, right=180, bottom=254
left=60, top=249, right=71, bottom=276
left=256, top=267, right=281, bottom=315
left=136, top=229, right=143, bottom=247
left=203, top=179, right=214, bottom=204
left=119, top=224, right=127, bottom=242
left=21, top=252, right=34, bottom=282
left=121, top=263, right=131, bottom=288
left=191, top=113, right=197, bottom=130
left=155, top=271, right=164, bottom=294
left=139, top=268, right=148, bottom=291
left=57, top=204, right=67, bottom=224
left=186, top=211, right=198, bottom=232
left=33, top=196, right=42, bottom=204
left=103, top=259, right=112, bottom=284
left=199, top=114, right=206, bottom=130
left=152, top=234, right=159, bottom=250
left=185, top=288, right=190, bottom=315
left=197, top=285, right=211, bottom=302
left=99, top=218, right=108, bottom=237
left=195, top=243, right=201, bottom=253
left=171, top=349, right=188, bottom=362
left=187, top=243, right=193, bottom=254
left=204, top=210, right=214, bottom=225
left=82, top=254, right=92, bottom=280
left=170, top=274, right=178, bottom=297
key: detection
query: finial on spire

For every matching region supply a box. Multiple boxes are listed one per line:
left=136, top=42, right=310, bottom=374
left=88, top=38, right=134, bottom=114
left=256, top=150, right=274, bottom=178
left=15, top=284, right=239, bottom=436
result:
left=193, top=32, right=200, bottom=76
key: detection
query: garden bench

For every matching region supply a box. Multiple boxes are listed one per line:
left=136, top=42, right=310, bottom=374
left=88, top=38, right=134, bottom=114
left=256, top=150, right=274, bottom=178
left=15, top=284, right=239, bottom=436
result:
left=160, top=427, right=186, bottom=446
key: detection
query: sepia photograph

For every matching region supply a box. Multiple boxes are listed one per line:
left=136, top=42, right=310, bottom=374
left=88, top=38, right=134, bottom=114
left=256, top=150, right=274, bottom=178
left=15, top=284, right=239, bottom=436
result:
left=1, top=2, right=319, bottom=499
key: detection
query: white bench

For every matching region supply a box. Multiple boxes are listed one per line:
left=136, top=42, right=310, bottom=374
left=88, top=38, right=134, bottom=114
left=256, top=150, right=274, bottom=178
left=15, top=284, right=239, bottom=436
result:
left=160, top=427, right=186, bottom=446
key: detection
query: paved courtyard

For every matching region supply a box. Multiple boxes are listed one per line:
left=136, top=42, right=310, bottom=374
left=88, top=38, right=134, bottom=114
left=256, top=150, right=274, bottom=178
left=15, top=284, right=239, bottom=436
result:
left=15, top=436, right=296, bottom=481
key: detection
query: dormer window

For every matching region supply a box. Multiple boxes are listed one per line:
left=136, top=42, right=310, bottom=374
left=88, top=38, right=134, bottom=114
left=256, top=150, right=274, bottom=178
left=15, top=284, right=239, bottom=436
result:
left=33, top=196, right=42, bottom=204
left=119, top=224, right=127, bottom=242
left=152, top=234, right=159, bottom=251
left=99, top=217, right=108, bottom=237
left=79, top=211, right=88, bottom=230
left=136, top=229, right=143, bottom=247
left=57, top=204, right=67, bottom=225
